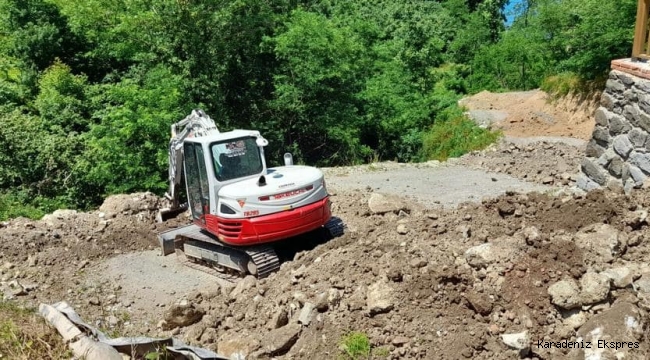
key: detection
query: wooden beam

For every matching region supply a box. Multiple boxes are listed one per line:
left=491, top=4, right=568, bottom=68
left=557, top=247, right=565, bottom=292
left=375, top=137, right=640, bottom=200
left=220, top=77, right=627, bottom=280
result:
left=633, top=0, right=650, bottom=58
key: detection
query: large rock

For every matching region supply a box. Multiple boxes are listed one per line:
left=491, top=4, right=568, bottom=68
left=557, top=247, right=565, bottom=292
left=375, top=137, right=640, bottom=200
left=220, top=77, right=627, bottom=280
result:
left=218, top=335, right=261, bottom=359
left=568, top=302, right=647, bottom=360
left=613, top=136, right=634, bottom=158
left=630, top=152, right=650, bottom=174
left=579, top=272, right=611, bottom=305
left=162, top=301, right=205, bottom=330
left=581, top=158, right=608, bottom=185
left=260, top=324, right=302, bottom=356
left=366, top=280, right=394, bottom=316
left=230, top=275, right=257, bottom=299
left=368, top=193, right=409, bottom=215
left=629, top=128, right=648, bottom=148
left=592, top=127, right=611, bottom=144
left=594, top=108, right=609, bottom=127
left=574, top=224, right=627, bottom=264
left=464, top=236, right=523, bottom=269
left=629, top=165, right=647, bottom=186
left=548, top=279, right=581, bottom=310
left=603, top=267, right=634, bottom=289
left=609, top=115, right=632, bottom=136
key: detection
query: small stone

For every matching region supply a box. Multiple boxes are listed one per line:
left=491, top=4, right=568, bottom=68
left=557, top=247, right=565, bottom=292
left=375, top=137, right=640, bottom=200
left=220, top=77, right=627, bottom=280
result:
left=387, top=268, right=403, bottom=282
left=367, top=281, right=394, bottom=316
left=162, top=302, right=205, bottom=330
left=396, top=224, right=408, bottom=235
left=391, top=336, right=410, bottom=347
left=409, top=258, right=428, bottom=268
left=580, top=272, right=611, bottom=305
left=562, top=309, right=587, bottom=330
left=27, top=256, right=37, bottom=267
left=298, top=302, right=315, bottom=326
left=465, top=291, right=493, bottom=316
left=88, top=297, right=101, bottom=306
left=293, top=292, right=307, bottom=306
left=269, top=308, right=289, bottom=329
left=500, top=331, right=530, bottom=356
left=107, top=315, right=119, bottom=327
left=314, top=292, right=329, bottom=312
left=548, top=279, right=581, bottom=309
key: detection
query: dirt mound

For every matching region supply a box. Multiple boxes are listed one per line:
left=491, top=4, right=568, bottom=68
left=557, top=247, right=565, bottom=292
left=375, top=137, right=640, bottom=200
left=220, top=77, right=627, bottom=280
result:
left=456, top=137, right=584, bottom=187
left=6, top=148, right=650, bottom=359
left=459, top=90, right=598, bottom=140
left=121, top=187, right=650, bottom=360
left=0, top=192, right=188, bottom=315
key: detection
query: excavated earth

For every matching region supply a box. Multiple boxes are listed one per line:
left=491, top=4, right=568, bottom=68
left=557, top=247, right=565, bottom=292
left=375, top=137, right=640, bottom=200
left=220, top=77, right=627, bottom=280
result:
left=3, top=123, right=650, bottom=358
left=2, top=138, right=650, bottom=360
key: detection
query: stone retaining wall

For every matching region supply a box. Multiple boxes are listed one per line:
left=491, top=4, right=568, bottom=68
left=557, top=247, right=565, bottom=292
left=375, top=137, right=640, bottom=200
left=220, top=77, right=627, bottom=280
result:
left=578, top=59, right=650, bottom=192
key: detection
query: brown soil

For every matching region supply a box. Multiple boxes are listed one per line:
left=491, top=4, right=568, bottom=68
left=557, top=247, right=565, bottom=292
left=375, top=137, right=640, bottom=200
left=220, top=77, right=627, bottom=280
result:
left=2, top=181, right=650, bottom=359
left=459, top=90, right=598, bottom=140
left=5, top=90, right=650, bottom=360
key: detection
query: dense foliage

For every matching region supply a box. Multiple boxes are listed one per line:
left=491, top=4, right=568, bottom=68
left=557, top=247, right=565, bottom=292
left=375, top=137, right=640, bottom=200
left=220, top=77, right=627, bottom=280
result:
left=0, top=0, right=638, bottom=216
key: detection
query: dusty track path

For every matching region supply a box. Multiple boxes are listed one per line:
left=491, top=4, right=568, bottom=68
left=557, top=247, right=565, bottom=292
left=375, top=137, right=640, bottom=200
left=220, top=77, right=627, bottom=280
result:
left=323, top=163, right=555, bottom=210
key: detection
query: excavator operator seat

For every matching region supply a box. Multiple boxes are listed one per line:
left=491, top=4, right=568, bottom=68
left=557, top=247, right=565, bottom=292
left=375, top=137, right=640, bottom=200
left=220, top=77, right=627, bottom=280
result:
left=219, top=153, right=241, bottom=180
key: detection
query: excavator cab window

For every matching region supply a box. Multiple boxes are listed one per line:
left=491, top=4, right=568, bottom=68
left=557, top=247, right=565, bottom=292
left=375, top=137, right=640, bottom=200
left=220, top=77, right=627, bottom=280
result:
left=184, top=142, right=210, bottom=222
left=211, top=137, right=263, bottom=182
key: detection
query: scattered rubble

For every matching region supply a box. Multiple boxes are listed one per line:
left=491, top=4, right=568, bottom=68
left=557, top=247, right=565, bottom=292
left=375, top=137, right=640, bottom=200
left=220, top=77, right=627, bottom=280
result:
left=6, top=147, right=650, bottom=360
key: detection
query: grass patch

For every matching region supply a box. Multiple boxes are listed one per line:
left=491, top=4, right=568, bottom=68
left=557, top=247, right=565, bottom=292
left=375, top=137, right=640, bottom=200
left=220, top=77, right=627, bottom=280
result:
left=338, top=331, right=393, bottom=359
left=541, top=72, right=606, bottom=101
left=0, top=301, right=71, bottom=359
left=339, top=331, right=371, bottom=359
left=421, top=114, right=501, bottom=162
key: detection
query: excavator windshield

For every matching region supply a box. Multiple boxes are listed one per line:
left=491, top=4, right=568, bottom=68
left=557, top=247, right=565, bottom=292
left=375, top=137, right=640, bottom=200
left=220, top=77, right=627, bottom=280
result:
left=210, top=137, right=263, bottom=181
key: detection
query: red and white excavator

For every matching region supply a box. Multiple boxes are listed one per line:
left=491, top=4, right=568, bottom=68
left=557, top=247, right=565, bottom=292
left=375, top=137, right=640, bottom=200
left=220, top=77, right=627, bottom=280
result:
left=156, top=109, right=343, bottom=278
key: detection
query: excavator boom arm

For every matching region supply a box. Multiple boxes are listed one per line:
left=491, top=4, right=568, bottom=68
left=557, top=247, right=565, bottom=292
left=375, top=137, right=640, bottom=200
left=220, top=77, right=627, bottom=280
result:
left=158, top=109, right=219, bottom=221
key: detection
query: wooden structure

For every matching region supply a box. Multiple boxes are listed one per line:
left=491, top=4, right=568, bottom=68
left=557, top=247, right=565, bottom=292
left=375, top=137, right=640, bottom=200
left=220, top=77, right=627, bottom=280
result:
left=634, top=0, right=650, bottom=59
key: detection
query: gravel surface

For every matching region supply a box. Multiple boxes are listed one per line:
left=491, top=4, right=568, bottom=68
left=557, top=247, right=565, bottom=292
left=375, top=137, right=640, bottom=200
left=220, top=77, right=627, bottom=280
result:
left=324, top=164, right=556, bottom=209
left=85, top=250, right=226, bottom=325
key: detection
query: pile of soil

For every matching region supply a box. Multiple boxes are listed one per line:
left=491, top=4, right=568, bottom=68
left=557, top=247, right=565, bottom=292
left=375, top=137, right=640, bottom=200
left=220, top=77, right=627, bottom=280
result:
left=455, top=138, right=585, bottom=187
left=2, top=181, right=650, bottom=360
left=459, top=90, right=598, bottom=140
left=30, top=186, right=638, bottom=360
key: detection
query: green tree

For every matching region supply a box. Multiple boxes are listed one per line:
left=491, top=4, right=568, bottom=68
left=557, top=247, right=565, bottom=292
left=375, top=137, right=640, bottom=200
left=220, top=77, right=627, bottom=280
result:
left=265, top=10, right=371, bottom=165
left=80, top=65, right=187, bottom=197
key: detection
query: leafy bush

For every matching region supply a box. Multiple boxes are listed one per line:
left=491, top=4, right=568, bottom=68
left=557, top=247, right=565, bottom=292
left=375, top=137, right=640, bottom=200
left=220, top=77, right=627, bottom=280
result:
left=421, top=107, right=501, bottom=161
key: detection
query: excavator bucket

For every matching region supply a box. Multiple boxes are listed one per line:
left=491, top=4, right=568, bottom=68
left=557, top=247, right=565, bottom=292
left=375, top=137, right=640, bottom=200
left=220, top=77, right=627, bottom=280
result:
left=156, top=204, right=188, bottom=223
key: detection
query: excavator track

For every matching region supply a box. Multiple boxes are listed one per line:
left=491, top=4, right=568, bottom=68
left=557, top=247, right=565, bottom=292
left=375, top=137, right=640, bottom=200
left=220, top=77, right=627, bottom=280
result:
left=176, top=254, right=241, bottom=283
left=244, top=246, right=280, bottom=279
left=159, top=224, right=281, bottom=279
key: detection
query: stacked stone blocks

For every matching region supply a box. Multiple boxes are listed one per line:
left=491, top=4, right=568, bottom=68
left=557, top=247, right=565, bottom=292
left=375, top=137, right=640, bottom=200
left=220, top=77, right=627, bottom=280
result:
left=580, top=67, right=650, bottom=192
